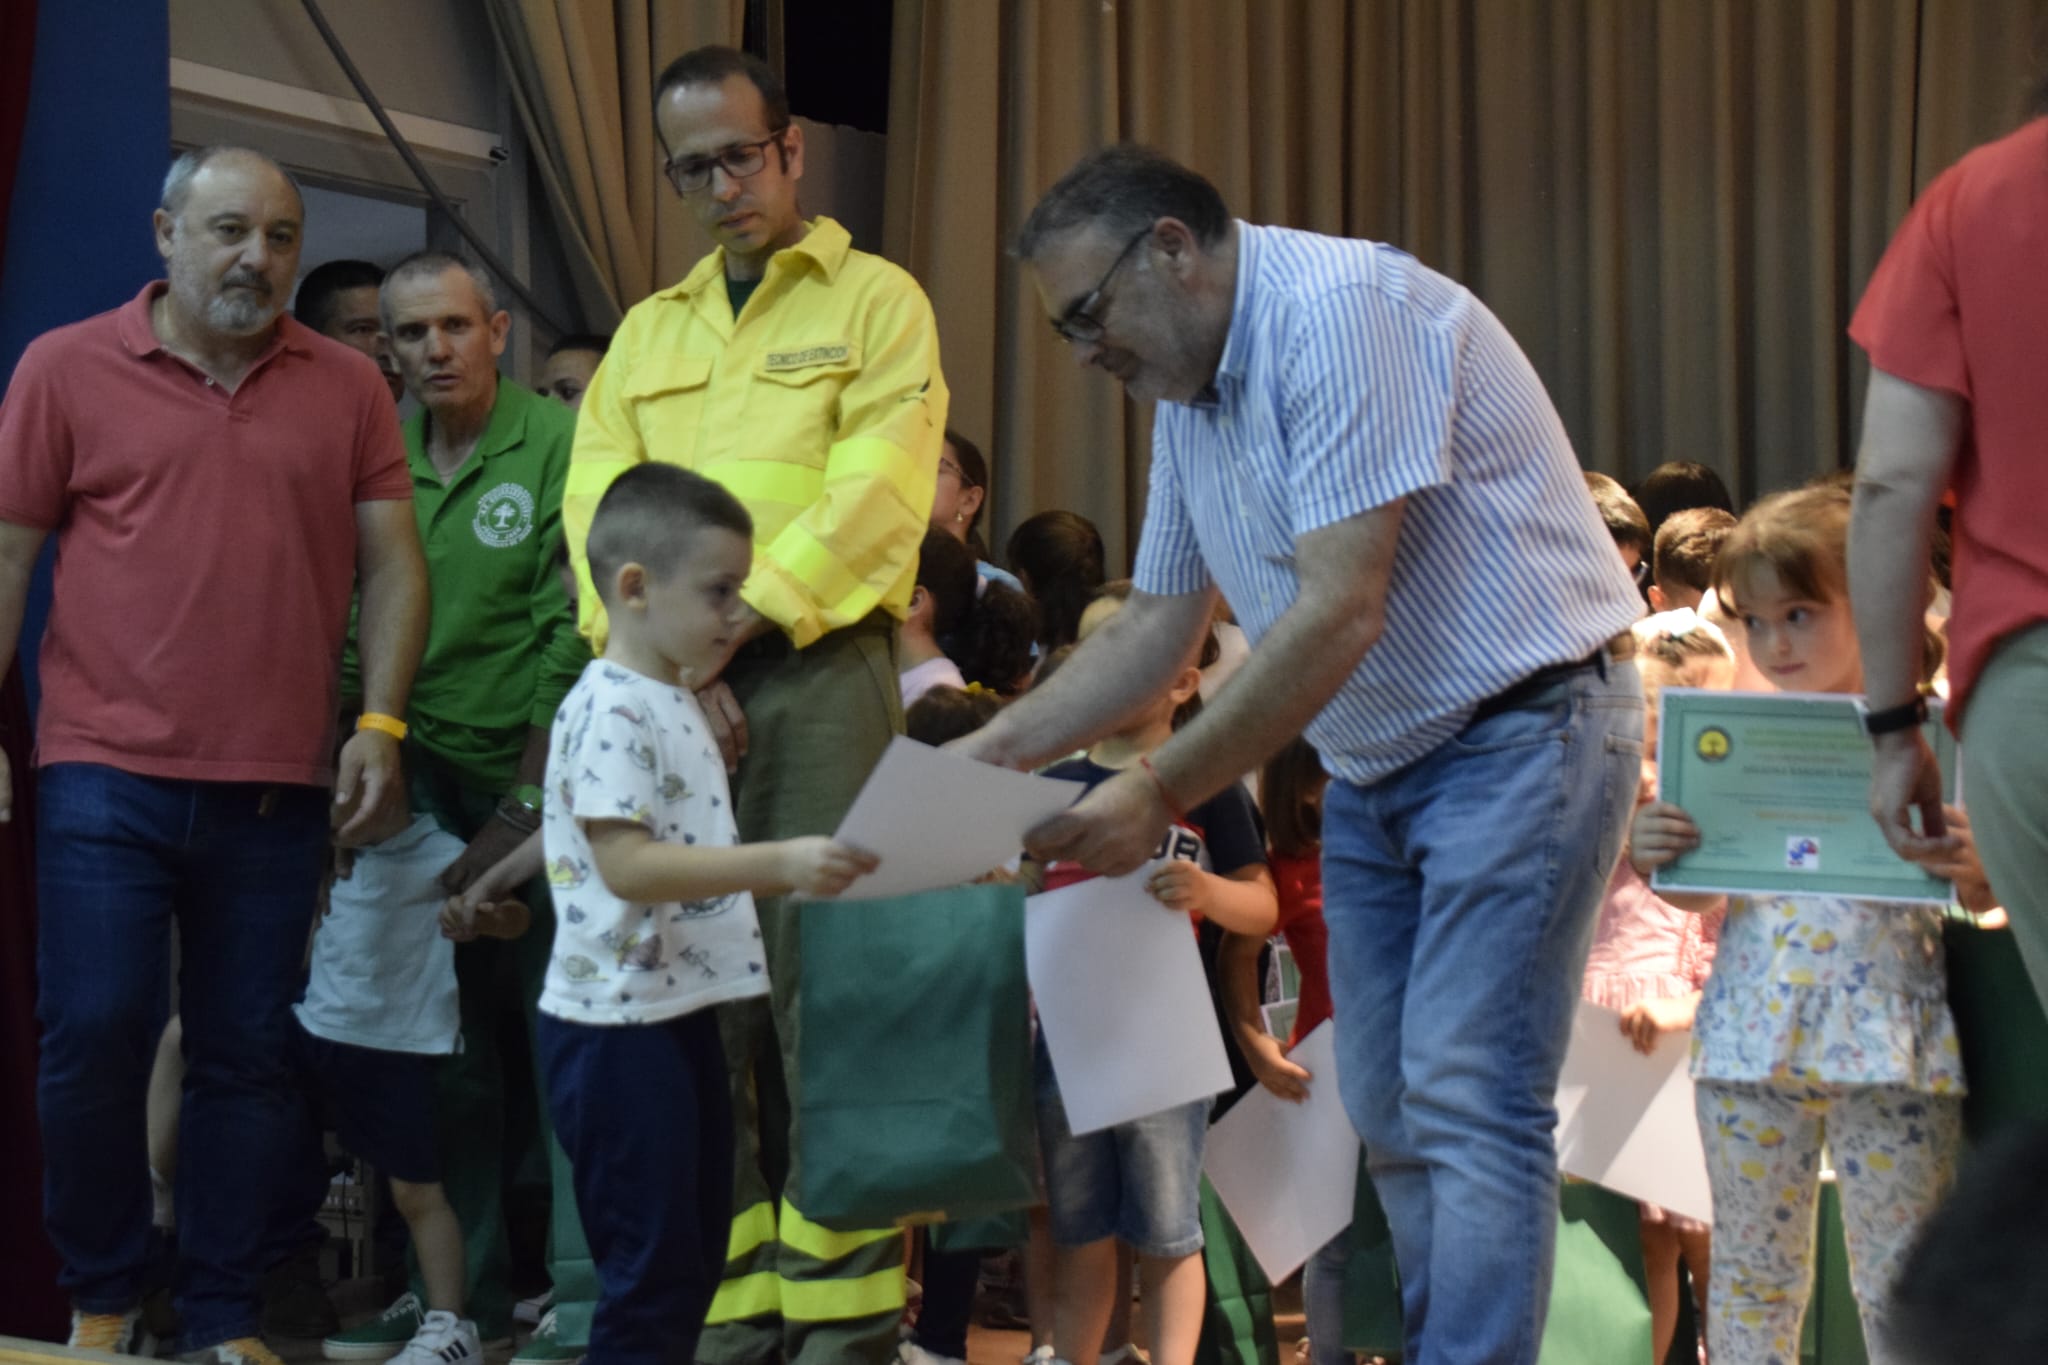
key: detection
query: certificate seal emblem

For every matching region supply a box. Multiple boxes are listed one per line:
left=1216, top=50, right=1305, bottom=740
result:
left=1695, top=726, right=1732, bottom=762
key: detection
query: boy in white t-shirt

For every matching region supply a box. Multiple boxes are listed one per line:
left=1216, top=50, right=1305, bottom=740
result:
left=539, top=464, right=877, bottom=1364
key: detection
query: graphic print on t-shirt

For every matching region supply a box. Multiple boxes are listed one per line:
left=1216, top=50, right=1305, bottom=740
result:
left=538, top=660, right=769, bottom=1024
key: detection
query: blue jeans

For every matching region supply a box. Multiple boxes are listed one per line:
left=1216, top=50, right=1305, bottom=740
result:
left=1322, top=662, right=1642, bottom=1365
left=1301, top=1230, right=1352, bottom=1365
left=35, top=763, right=329, bottom=1350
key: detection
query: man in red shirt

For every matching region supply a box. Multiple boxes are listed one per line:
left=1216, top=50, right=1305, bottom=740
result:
left=0, top=145, right=428, bottom=1364
left=1847, top=90, right=2048, bottom=1011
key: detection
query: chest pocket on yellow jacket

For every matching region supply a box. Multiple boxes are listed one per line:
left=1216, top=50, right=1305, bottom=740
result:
left=623, top=354, right=714, bottom=461
left=747, top=342, right=864, bottom=468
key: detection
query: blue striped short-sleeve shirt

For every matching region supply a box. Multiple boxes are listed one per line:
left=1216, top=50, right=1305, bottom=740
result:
left=1132, top=222, right=1643, bottom=785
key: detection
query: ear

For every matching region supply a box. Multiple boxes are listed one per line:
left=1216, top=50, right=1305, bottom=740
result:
left=615, top=562, right=650, bottom=607
left=781, top=121, right=805, bottom=185
left=907, top=585, right=932, bottom=622
left=957, top=483, right=986, bottom=522
left=1647, top=583, right=1669, bottom=613
left=1167, top=663, right=1203, bottom=706
left=153, top=209, right=175, bottom=261
left=1151, top=216, right=1202, bottom=279
left=487, top=310, right=512, bottom=359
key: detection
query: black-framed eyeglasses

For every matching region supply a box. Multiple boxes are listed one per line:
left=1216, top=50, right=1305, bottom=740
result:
left=1049, top=225, right=1153, bottom=344
left=663, top=130, right=788, bottom=195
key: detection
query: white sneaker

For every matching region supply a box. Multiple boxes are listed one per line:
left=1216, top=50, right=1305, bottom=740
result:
left=1020, top=1348, right=1058, bottom=1365
left=390, top=1311, right=482, bottom=1365
left=895, top=1343, right=966, bottom=1365
left=513, top=1288, right=553, bottom=1327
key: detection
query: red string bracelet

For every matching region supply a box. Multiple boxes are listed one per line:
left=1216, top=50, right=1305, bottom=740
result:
left=1138, top=754, right=1190, bottom=824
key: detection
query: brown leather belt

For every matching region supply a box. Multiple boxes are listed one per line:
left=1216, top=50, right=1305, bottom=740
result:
left=1468, top=631, right=1636, bottom=724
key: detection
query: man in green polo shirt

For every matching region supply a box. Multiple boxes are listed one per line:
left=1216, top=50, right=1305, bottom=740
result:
left=322, top=251, right=595, bottom=1361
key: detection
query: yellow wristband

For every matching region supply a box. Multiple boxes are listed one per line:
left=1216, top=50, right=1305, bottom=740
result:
left=356, top=712, right=408, bottom=741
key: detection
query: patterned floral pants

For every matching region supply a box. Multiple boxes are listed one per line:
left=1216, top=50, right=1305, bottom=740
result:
left=1695, top=1079, right=1963, bottom=1364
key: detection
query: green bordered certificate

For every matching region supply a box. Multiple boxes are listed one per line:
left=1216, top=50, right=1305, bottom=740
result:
left=1652, top=688, right=1957, bottom=905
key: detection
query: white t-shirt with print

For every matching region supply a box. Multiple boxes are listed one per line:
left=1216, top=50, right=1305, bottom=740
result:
left=539, top=659, right=770, bottom=1025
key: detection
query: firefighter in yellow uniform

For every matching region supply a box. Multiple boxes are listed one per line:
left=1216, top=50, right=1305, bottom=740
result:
left=562, top=45, right=946, bottom=1365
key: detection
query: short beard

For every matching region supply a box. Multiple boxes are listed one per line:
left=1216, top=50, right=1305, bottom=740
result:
left=205, top=289, right=278, bottom=336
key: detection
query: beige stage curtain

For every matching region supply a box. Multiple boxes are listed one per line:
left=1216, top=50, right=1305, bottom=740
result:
left=885, top=0, right=2048, bottom=573
left=483, top=0, right=744, bottom=329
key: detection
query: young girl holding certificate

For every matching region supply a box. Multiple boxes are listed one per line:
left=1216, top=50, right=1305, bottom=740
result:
left=1628, top=483, right=1995, bottom=1363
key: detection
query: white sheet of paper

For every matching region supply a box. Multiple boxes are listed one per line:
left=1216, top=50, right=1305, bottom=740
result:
left=1025, top=865, right=1235, bottom=1135
left=1554, top=1000, right=1714, bottom=1224
left=1202, top=1021, right=1361, bottom=1283
left=827, top=736, right=1085, bottom=900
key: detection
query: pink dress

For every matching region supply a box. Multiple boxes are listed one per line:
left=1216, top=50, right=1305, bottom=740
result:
left=1582, top=861, right=1723, bottom=1228
left=1583, top=862, right=1722, bottom=1014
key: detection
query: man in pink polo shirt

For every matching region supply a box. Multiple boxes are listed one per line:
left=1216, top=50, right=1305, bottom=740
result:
left=0, top=146, right=428, bottom=1365
left=1847, top=91, right=2048, bottom=1013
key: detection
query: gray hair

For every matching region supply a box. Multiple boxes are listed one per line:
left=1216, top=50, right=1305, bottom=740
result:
left=1016, top=145, right=1232, bottom=261
left=381, top=250, right=500, bottom=325
left=160, top=145, right=303, bottom=219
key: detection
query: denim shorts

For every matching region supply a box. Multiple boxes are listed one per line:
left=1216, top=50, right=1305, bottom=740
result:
left=1033, top=1039, right=1208, bottom=1258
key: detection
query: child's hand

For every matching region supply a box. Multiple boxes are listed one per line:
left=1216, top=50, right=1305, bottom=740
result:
left=1628, top=801, right=1700, bottom=876
left=1242, top=1031, right=1313, bottom=1103
left=778, top=838, right=880, bottom=897
left=440, top=894, right=484, bottom=942
left=1906, top=805, right=2000, bottom=913
left=440, top=889, right=533, bottom=942
left=1619, top=995, right=1698, bottom=1055
left=1146, top=860, right=1211, bottom=916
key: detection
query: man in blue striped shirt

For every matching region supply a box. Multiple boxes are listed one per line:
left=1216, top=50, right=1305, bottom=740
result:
left=960, top=147, right=1644, bottom=1365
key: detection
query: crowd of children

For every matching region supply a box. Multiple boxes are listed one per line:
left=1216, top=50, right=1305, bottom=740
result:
left=127, top=435, right=2014, bottom=1365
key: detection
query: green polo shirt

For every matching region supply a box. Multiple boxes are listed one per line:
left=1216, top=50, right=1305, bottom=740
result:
left=391, top=377, right=588, bottom=792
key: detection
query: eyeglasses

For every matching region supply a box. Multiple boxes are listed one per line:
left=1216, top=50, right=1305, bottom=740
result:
left=663, top=130, right=788, bottom=195
left=937, top=457, right=980, bottom=488
left=1049, top=225, right=1153, bottom=345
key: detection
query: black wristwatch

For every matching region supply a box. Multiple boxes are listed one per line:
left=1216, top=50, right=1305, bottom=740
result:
left=1856, top=695, right=1929, bottom=738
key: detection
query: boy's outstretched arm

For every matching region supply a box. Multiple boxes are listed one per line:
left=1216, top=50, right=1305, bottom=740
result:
left=586, top=821, right=878, bottom=903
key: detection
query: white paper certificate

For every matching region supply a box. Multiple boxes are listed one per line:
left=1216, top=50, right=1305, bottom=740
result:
left=1025, top=865, right=1235, bottom=1135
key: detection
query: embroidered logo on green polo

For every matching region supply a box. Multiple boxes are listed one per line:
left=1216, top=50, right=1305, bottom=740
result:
left=474, top=482, right=537, bottom=548
left=762, top=343, right=850, bottom=371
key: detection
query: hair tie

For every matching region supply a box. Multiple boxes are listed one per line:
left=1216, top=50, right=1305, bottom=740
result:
left=962, top=681, right=993, bottom=697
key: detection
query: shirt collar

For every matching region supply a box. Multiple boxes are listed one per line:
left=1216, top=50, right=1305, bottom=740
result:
left=116, top=280, right=314, bottom=363
left=1212, top=220, right=1259, bottom=388
left=664, top=215, right=853, bottom=302
left=407, top=375, right=530, bottom=471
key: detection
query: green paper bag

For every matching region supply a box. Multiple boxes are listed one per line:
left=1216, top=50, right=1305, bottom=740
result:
left=1539, top=1183, right=1654, bottom=1363
left=1341, top=1156, right=1405, bottom=1358
left=1342, top=1168, right=1654, bottom=1362
left=796, top=883, right=1037, bottom=1229
left=1943, top=918, right=2048, bottom=1142
left=927, top=1209, right=1029, bottom=1254
left=1195, top=1176, right=1281, bottom=1365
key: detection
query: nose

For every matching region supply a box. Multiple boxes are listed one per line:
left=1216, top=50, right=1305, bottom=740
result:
left=1071, top=338, right=1103, bottom=369
left=709, top=165, right=743, bottom=203
left=235, top=234, right=273, bottom=273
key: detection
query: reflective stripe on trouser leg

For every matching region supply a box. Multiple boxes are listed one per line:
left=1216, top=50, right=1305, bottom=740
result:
left=776, top=1196, right=905, bottom=1364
